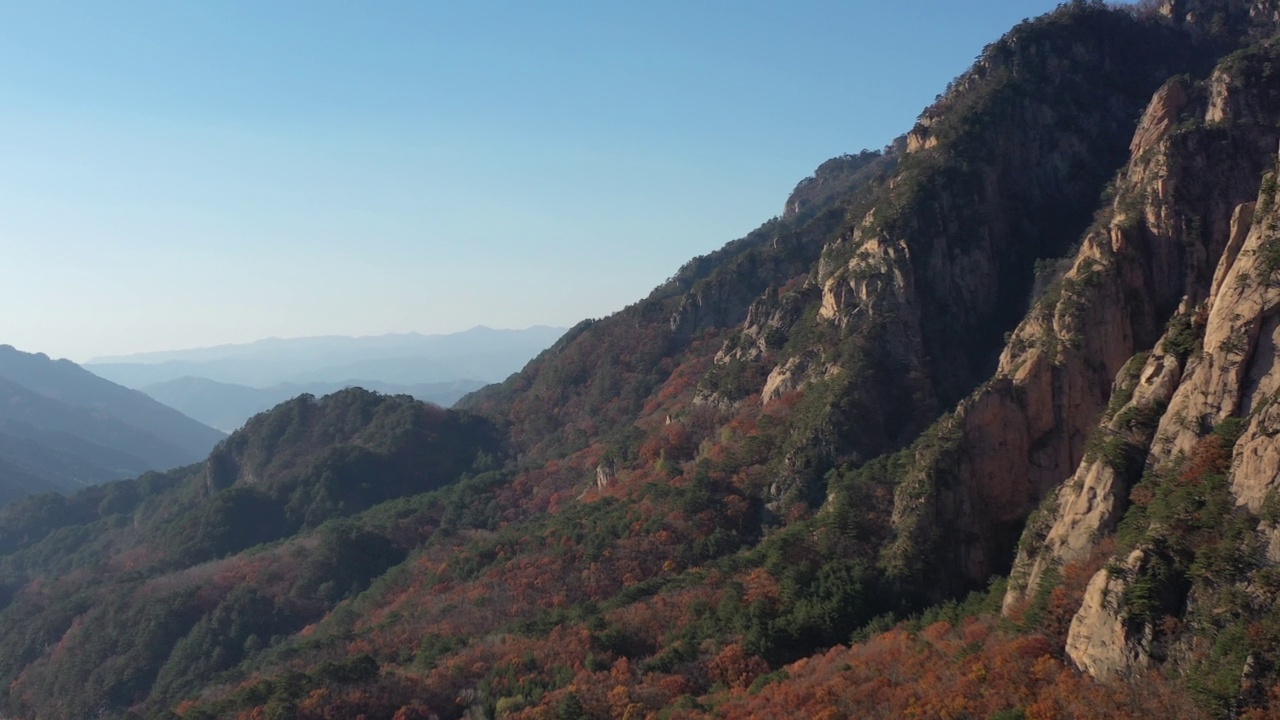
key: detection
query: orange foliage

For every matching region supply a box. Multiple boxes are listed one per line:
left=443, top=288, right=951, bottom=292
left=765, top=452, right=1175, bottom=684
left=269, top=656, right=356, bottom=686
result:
left=742, top=567, right=780, bottom=609
left=707, top=643, right=768, bottom=689
left=694, top=617, right=1203, bottom=720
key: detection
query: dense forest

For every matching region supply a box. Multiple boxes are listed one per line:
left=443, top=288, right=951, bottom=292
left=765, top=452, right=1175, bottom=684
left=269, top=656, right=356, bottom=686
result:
left=4, top=1, right=1280, bottom=718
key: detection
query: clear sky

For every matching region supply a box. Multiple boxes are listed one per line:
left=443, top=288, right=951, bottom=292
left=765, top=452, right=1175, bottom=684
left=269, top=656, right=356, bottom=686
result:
left=0, top=0, right=1073, bottom=362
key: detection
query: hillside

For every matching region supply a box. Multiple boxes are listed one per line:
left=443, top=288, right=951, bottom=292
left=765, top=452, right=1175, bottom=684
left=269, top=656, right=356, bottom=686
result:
left=0, top=389, right=499, bottom=719
left=2, top=2, right=1280, bottom=719
left=0, top=346, right=225, bottom=505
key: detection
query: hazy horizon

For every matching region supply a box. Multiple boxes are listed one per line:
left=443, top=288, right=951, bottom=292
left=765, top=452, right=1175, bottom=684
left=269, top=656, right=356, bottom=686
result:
left=0, top=1, right=1069, bottom=361
left=83, top=323, right=567, bottom=364
left=0, top=324, right=568, bottom=367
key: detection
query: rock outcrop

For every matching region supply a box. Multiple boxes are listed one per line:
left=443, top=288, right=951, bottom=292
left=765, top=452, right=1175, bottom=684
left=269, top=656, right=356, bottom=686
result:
left=1065, top=549, right=1156, bottom=682
left=1004, top=349, right=1182, bottom=612
left=1204, top=166, right=1280, bottom=518
left=1014, top=43, right=1280, bottom=686
left=782, top=150, right=891, bottom=221
left=743, top=7, right=1212, bottom=517
left=959, top=42, right=1280, bottom=610
left=1060, top=165, right=1280, bottom=684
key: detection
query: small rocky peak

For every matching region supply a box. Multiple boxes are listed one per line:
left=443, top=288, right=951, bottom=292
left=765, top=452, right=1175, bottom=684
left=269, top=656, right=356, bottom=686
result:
left=905, top=119, right=940, bottom=154
left=1157, top=0, right=1279, bottom=38
left=594, top=461, right=615, bottom=490
left=1252, top=0, right=1280, bottom=23
left=1206, top=39, right=1280, bottom=124
left=782, top=151, right=883, bottom=221
left=1130, top=77, right=1192, bottom=158
left=1065, top=549, right=1157, bottom=682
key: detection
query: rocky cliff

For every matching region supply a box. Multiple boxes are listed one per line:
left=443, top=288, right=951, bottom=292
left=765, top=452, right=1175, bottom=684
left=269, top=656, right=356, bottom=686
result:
left=1057, top=147, right=1280, bottom=697
left=965, top=29, right=1280, bottom=714
left=1000, top=40, right=1280, bottom=603
left=688, top=5, right=1219, bottom=524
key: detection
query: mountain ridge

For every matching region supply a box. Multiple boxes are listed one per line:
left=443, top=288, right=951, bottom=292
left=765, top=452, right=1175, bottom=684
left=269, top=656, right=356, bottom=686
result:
left=84, top=326, right=567, bottom=390
left=86, top=325, right=563, bottom=363
left=142, top=376, right=488, bottom=432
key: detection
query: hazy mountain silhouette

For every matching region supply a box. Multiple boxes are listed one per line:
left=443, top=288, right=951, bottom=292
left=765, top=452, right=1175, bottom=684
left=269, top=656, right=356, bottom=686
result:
left=142, top=376, right=487, bottom=432
left=0, top=345, right=225, bottom=504
left=84, top=326, right=565, bottom=388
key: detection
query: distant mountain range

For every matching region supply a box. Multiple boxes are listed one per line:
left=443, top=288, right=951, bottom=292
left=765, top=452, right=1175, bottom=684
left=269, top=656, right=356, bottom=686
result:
left=83, top=326, right=565, bottom=432
left=141, top=376, right=488, bottom=432
left=85, top=326, right=567, bottom=388
left=0, top=345, right=225, bottom=505
left=0, top=326, right=563, bottom=504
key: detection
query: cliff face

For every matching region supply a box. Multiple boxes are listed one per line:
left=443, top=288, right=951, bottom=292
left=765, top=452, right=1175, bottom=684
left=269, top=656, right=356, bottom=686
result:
left=1059, top=148, right=1280, bottom=689
left=860, top=26, right=1278, bottom=604
left=692, top=6, right=1215, bottom=522
left=813, top=5, right=1200, bottom=415
left=942, top=33, right=1280, bottom=707
left=1000, top=46, right=1280, bottom=607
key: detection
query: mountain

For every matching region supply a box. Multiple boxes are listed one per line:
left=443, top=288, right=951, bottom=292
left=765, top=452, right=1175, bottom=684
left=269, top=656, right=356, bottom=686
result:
left=84, top=326, right=566, bottom=389
left=142, top=376, right=488, bottom=432
left=0, top=389, right=500, bottom=719
left=3, top=2, right=1280, bottom=719
left=0, top=346, right=225, bottom=505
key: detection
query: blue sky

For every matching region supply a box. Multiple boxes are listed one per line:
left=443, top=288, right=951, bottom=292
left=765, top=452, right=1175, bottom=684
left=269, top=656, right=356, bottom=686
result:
left=0, top=1, right=1072, bottom=361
